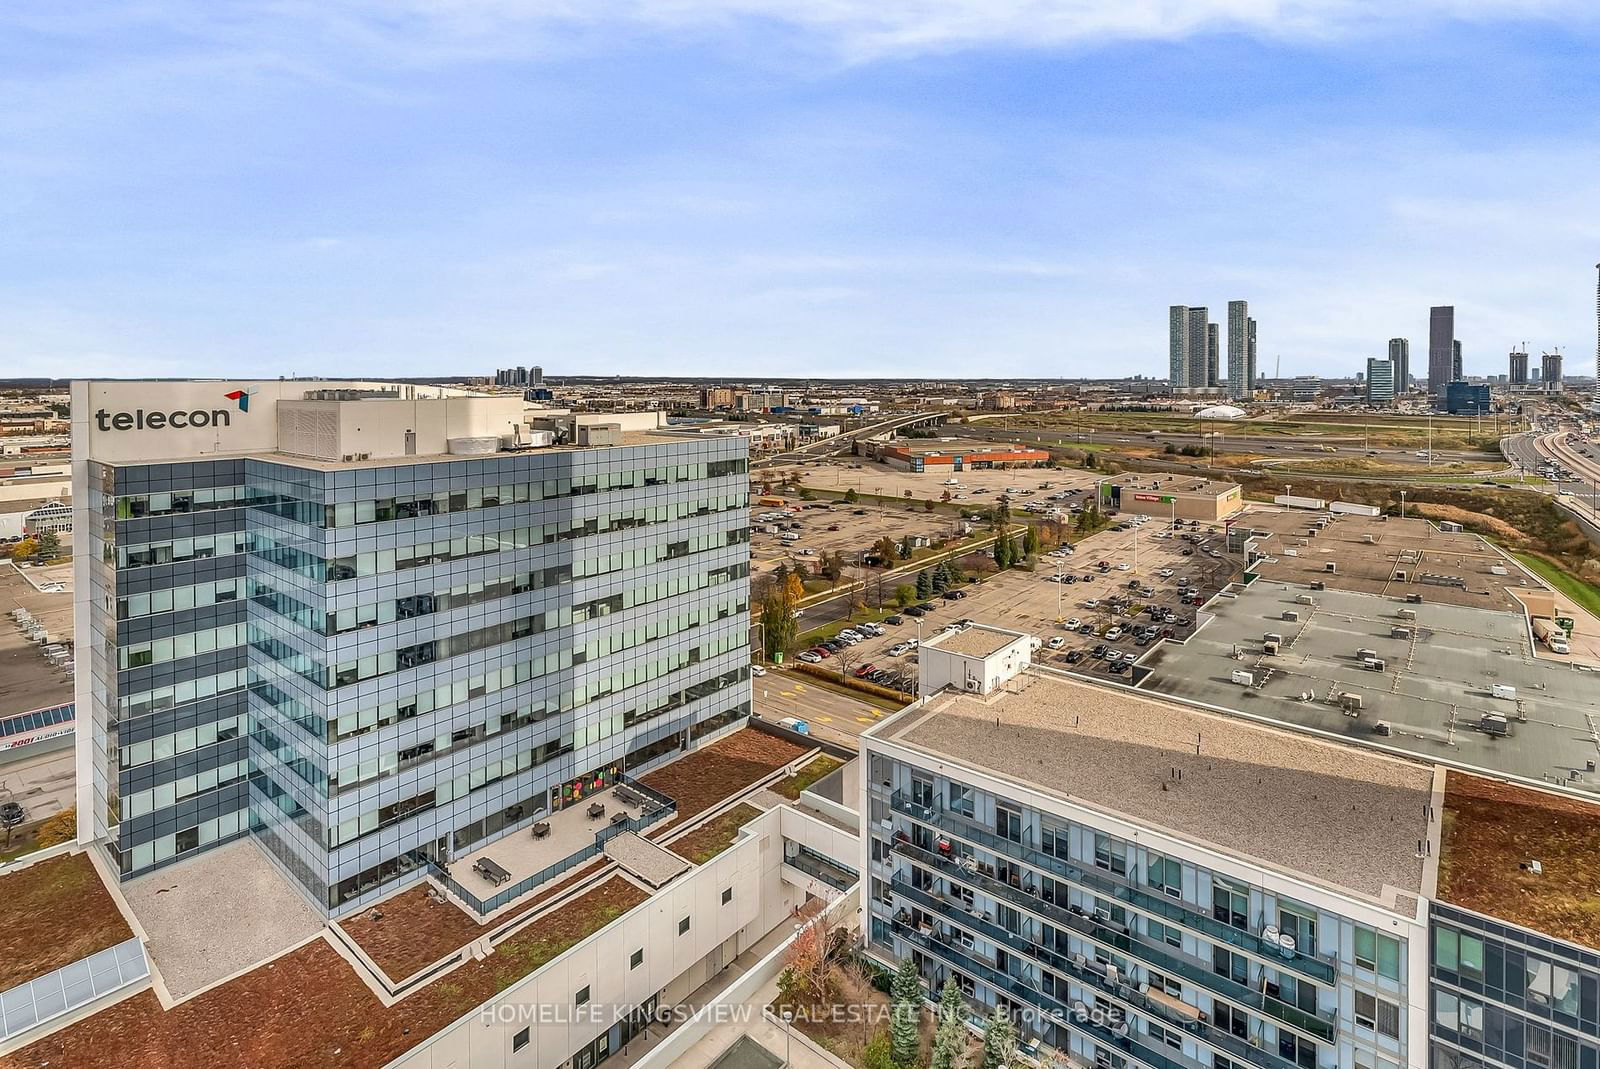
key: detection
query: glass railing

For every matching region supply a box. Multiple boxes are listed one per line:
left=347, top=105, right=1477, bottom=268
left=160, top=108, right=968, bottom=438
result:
left=890, top=837, right=1336, bottom=1045
left=890, top=875, right=1298, bottom=1069
left=786, top=845, right=858, bottom=892
left=893, top=920, right=1213, bottom=1069
left=888, top=792, right=1339, bottom=985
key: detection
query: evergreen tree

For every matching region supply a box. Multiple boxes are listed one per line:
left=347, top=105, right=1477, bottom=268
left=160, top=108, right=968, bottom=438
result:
left=916, top=570, right=933, bottom=598
left=931, top=562, right=949, bottom=592
left=980, top=1007, right=1016, bottom=1069
left=891, top=957, right=922, bottom=1066
left=1023, top=525, right=1041, bottom=557
left=992, top=536, right=1011, bottom=570
left=930, top=979, right=967, bottom=1069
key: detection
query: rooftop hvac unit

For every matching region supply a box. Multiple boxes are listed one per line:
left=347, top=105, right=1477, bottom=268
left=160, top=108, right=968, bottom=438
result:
left=1324, top=562, right=1337, bottom=573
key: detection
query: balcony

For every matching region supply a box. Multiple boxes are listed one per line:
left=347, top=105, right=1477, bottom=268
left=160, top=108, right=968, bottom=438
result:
left=889, top=835, right=1336, bottom=1045
left=785, top=843, right=858, bottom=893
left=892, top=920, right=1213, bottom=1069
left=889, top=791, right=1339, bottom=986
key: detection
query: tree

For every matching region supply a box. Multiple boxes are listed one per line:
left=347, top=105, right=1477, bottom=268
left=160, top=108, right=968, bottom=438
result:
left=899, top=535, right=915, bottom=560
left=34, top=807, right=75, bottom=848
left=35, top=531, right=61, bottom=560
left=760, top=591, right=797, bottom=659
left=875, top=536, right=898, bottom=562
left=980, top=1007, right=1016, bottom=1069
left=941, top=489, right=952, bottom=503
left=844, top=488, right=860, bottom=504
left=863, top=1033, right=896, bottom=1069
left=931, top=979, right=968, bottom=1069
left=891, top=956, right=923, bottom=1066
left=993, top=535, right=1012, bottom=570
left=1023, top=525, right=1041, bottom=557
left=8, top=537, right=38, bottom=560
left=916, top=570, right=933, bottom=599
left=924, top=498, right=935, bottom=513
left=799, top=487, right=815, bottom=500
left=931, top=564, right=949, bottom=594
left=895, top=584, right=916, bottom=607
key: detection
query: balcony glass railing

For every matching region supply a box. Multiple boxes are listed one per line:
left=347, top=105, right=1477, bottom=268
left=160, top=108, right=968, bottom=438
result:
left=890, top=876, right=1304, bottom=1069
left=890, top=836, right=1335, bottom=1045
left=888, top=792, right=1338, bottom=986
left=893, top=920, right=1214, bottom=1069
left=786, top=844, right=858, bottom=892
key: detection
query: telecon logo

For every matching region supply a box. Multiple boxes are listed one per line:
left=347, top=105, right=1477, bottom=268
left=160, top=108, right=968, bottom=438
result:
left=94, top=388, right=257, bottom=433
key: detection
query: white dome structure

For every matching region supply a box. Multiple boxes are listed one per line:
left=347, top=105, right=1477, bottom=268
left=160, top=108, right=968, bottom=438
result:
left=1194, top=404, right=1246, bottom=420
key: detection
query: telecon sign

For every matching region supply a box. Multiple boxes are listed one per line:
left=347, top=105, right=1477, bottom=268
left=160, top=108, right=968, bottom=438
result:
left=94, top=388, right=257, bottom=432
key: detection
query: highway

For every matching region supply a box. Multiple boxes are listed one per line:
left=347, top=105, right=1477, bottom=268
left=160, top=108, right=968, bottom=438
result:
left=752, top=410, right=943, bottom=469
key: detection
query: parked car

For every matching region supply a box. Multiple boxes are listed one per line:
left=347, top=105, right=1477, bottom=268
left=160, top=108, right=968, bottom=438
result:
left=860, top=623, right=886, bottom=637
left=1065, top=618, right=1082, bottom=629
left=854, top=663, right=877, bottom=678
left=1105, top=627, right=1124, bottom=641
left=916, top=602, right=937, bottom=613
left=797, top=651, right=822, bottom=663
left=1109, top=660, right=1131, bottom=674
left=884, top=615, right=905, bottom=626
left=942, top=589, right=967, bottom=600
left=1092, top=644, right=1107, bottom=658
left=1116, top=563, right=1131, bottom=571
left=888, top=643, right=912, bottom=657
left=1047, top=636, right=1066, bottom=650
left=751, top=664, right=767, bottom=676
left=1065, top=649, right=1084, bottom=664
left=903, top=606, right=926, bottom=617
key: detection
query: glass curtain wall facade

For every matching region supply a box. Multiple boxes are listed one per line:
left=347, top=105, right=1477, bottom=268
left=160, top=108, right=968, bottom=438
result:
left=1429, top=904, right=1599, bottom=1069
left=866, top=754, right=1415, bottom=1069
left=83, top=437, right=752, bottom=915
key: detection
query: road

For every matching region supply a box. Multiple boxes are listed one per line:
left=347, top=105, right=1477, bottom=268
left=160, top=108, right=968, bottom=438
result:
left=752, top=411, right=944, bottom=469
left=751, top=668, right=897, bottom=749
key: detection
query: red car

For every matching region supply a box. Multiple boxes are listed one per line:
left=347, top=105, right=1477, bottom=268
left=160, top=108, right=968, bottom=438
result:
left=854, top=663, right=877, bottom=678
left=812, top=646, right=832, bottom=659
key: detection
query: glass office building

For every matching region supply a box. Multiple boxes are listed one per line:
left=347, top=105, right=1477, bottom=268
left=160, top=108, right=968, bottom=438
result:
left=73, top=383, right=751, bottom=915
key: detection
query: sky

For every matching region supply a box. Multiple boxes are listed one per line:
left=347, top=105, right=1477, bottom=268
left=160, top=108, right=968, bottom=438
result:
left=3, top=1, right=1599, bottom=381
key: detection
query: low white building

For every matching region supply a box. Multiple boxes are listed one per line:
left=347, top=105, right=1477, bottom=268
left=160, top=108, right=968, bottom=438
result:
left=917, top=623, right=1035, bottom=697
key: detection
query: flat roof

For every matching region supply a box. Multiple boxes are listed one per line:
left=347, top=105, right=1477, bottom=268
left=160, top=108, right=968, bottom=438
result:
left=891, top=439, right=1047, bottom=455
left=1238, top=511, right=1527, bottom=612
left=0, top=852, right=134, bottom=991
left=924, top=623, right=1025, bottom=659
left=1438, top=772, right=1600, bottom=948
left=882, top=669, right=1431, bottom=901
left=1139, top=582, right=1600, bottom=796
left=0, top=568, right=74, bottom=717
left=1113, top=475, right=1239, bottom=496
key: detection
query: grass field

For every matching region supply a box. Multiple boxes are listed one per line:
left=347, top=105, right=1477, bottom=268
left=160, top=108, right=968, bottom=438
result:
left=1513, top=552, right=1600, bottom=619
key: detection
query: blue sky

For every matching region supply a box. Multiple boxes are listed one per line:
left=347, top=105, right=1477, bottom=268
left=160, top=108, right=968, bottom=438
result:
left=3, top=1, right=1598, bottom=380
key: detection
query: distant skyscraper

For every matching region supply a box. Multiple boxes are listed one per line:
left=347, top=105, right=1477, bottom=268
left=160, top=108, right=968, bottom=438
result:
left=1168, top=306, right=1190, bottom=388
left=1186, top=308, right=1210, bottom=389
left=1388, top=338, right=1409, bottom=391
left=1594, top=264, right=1599, bottom=386
left=1247, top=317, right=1257, bottom=392
left=1509, top=347, right=1529, bottom=385
left=1206, top=322, right=1220, bottom=387
left=1227, top=301, right=1250, bottom=400
left=1428, top=306, right=1455, bottom=402
left=1452, top=340, right=1462, bottom=381
left=1366, top=358, right=1396, bottom=405
left=532, top=365, right=544, bottom=386
left=1542, top=350, right=1564, bottom=392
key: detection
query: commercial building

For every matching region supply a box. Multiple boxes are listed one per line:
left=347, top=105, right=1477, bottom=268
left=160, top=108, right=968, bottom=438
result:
left=1098, top=476, right=1244, bottom=522
left=700, top=386, right=738, bottom=410
left=863, top=438, right=1050, bottom=473
left=1444, top=382, right=1491, bottom=414
left=1366, top=359, right=1396, bottom=406
left=1389, top=339, right=1410, bottom=393
left=1429, top=307, right=1455, bottom=403
left=863, top=665, right=1431, bottom=1069
left=70, top=380, right=754, bottom=917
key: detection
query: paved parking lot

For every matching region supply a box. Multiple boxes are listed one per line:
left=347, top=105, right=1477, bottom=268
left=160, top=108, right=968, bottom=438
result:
left=790, top=517, right=1242, bottom=686
left=750, top=498, right=964, bottom=579
left=781, top=457, right=1100, bottom=504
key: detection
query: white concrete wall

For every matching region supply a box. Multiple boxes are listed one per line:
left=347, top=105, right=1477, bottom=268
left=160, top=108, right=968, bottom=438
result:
left=386, top=807, right=807, bottom=1069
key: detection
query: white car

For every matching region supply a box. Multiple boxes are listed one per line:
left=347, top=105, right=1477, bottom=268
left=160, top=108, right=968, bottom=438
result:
left=1065, top=618, right=1082, bottom=629
left=1159, top=569, right=1174, bottom=579
left=1047, top=636, right=1066, bottom=650
left=1105, top=650, right=1124, bottom=662
left=751, top=664, right=767, bottom=677
left=1116, top=563, right=1131, bottom=571
left=888, top=643, right=911, bottom=657
left=838, top=628, right=862, bottom=640
left=797, top=651, right=822, bottom=663
left=860, top=623, right=886, bottom=636
left=1105, top=627, right=1124, bottom=641
left=1084, top=599, right=1101, bottom=609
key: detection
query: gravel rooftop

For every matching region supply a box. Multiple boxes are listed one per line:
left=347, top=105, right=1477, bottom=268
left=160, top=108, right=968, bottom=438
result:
left=924, top=624, right=1023, bottom=659
left=888, top=670, right=1433, bottom=901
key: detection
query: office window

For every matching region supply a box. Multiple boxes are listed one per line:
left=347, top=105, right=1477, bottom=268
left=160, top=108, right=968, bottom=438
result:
left=631, top=948, right=644, bottom=969
left=679, top=916, right=691, bottom=935
left=722, top=886, right=733, bottom=904
left=514, top=1028, right=530, bottom=1051
left=1354, top=927, right=1400, bottom=979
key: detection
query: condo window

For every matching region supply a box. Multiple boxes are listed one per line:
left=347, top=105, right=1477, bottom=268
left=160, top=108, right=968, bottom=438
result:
left=679, top=916, right=691, bottom=935
left=513, top=1028, right=530, bottom=1051
left=576, top=985, right=590, bottom=1007
left=1354, top=926, right=1400, bottom=979
left=631, top=949, right=644, bottom=969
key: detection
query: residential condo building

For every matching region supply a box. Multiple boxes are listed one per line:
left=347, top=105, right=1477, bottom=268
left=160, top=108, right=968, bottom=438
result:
left=1227, top=301, right=1257, bottom=400
left=71, top=380, right=753, bottom=917
left=1388, top=339, right=1409, bottom=393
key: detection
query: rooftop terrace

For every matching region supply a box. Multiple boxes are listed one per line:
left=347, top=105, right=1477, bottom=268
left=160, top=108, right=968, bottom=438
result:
left=1438, top=772, right=1600, bottom=949
left=881, top=669, right=1433, bottom=902
left=1140, top=581, right=1600, bottom=795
